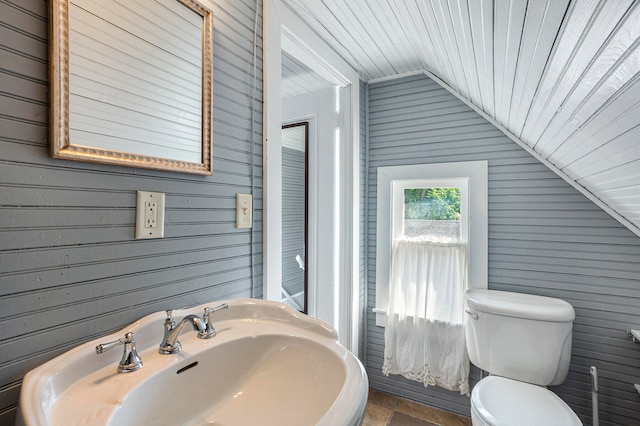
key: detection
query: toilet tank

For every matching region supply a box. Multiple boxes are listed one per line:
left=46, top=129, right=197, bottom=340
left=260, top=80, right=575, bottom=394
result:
left=465, top=289, right=575, bottom=386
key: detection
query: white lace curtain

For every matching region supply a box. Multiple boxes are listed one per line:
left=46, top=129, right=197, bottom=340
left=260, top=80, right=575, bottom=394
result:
left=382, top=238, right=470, bottom=395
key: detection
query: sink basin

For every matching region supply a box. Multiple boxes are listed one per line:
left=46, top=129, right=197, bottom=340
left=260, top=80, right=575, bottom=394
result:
left=17, top=299, right=368, bottom=425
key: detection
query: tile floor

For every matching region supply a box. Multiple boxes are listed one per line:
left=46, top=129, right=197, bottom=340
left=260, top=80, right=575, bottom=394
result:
left=362, top=388, right=471, bottom=426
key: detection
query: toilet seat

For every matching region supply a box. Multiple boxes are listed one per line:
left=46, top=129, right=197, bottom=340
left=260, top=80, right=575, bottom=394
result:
left=471, top=376, right=581, bottom=426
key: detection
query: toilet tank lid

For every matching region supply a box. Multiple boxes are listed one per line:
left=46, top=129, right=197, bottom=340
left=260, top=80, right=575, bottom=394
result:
left=466, top=289, right=575, bottom=322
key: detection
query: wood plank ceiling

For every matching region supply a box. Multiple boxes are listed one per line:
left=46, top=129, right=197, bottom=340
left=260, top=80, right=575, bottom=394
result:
left=282, top=50, right=334, bottom=98
left=281, top=0, right=640, bottom=235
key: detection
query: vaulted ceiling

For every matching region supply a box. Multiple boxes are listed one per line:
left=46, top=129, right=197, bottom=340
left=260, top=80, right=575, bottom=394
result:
left=281, top=0, right=640, bottom=236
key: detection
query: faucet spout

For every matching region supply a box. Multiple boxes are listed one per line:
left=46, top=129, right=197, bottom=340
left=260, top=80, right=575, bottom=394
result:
left=159, top=314, right=206, bottom=354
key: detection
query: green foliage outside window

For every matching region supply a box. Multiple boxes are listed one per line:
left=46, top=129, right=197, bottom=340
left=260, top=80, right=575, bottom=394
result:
left=404, top=188, right=461, bottom=220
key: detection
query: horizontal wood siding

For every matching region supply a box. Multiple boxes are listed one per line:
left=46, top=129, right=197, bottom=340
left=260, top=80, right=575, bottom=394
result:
left=281, top=146, right=305, bottom=300
left=0, top=0, right=262, bottom=423
left=365, top=74, right=640, bottom=425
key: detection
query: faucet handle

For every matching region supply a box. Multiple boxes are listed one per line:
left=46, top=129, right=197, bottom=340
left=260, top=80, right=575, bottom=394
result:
left=95, top=333, right=130, bottom=354
left=204, top=303, right=229, bottom=316
left=198, top=303, right=228, bottom=339
left=96, top=332, right=143, bottom=373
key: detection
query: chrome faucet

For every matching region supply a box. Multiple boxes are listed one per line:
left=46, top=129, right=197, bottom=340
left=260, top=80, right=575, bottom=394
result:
left=96, top=331, right=143, bottom=373
left=159, top=310, right=206, bottom=354
left=197, top=303, right=229, bottom=339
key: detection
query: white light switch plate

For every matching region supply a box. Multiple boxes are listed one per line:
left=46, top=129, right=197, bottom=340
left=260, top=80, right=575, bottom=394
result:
left=236, top=194, right=252, bottom=228
left=136, top=191, right=165, bottom=239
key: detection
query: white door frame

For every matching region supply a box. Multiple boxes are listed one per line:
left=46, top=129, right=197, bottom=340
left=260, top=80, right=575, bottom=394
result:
left=263, top=0, right=360, bottom=354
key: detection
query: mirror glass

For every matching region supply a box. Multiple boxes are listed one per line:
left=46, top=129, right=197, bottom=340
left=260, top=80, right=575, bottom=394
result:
left=281, top=122, right=308, bottom=313
left=50, top=0, right=213, bottom=174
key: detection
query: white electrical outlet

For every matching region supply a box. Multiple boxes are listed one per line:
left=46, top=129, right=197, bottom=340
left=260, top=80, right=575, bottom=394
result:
left=236, top=194, right=252, bottom=228
left=145, top=201, right=158, bottom=228
left=136, top=191, right=165, bottom=239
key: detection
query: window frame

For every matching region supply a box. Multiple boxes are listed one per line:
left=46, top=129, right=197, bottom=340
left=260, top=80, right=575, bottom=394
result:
left=375, top=161, right=488, bottom=327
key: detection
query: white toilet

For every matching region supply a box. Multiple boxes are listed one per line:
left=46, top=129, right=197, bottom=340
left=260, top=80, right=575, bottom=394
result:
left=465, top=289, right=582, bottom=425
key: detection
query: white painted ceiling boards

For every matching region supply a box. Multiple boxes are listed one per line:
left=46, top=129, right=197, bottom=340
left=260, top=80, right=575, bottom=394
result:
left=281, top=0, right=640, bottom=236
left=282, top=50, right=334, bottom=98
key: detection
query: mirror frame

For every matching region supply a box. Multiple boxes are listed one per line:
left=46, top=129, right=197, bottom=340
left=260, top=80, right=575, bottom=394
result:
left=49, top=0, right=213, bottom=175
left=281, top=121, right=309, bottom=314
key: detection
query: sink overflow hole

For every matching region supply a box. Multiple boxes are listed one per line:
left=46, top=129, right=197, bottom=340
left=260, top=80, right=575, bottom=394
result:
left=176, top=361, right=198, bottom=374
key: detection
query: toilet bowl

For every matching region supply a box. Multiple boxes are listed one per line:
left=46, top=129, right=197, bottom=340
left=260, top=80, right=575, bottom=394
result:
left=470, top=376, right=581, bottom=426
left=465, top=289, right=581, bottom=425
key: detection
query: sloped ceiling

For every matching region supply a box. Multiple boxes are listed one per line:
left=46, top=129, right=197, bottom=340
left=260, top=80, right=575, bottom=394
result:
left=281, top=0, right=640, bottom=236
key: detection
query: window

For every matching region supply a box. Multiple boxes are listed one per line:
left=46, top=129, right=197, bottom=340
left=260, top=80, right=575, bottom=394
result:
left=375, top=161, right=488, bottom=326
left=394, top=181, right=467, bottom=241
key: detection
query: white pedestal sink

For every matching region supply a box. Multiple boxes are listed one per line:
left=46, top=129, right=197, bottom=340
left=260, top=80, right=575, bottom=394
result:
left=17, top=299, right=368, bottom=426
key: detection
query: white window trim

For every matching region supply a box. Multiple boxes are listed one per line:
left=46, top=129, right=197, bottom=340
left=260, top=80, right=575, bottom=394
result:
left=375, top=161, right=488, bottom=326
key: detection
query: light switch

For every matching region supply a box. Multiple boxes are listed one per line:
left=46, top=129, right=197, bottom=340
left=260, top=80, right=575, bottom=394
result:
left=136, top=191, right=165, bottom=239
left=236, top=194, right=252, bottom=228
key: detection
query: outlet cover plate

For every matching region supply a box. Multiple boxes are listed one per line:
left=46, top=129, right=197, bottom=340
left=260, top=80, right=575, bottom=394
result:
left=136, top=191, right=165, bottom=239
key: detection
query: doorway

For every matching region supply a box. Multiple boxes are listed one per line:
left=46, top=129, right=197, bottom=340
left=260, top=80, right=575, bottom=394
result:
left=264, top=0, right=361, bottom=354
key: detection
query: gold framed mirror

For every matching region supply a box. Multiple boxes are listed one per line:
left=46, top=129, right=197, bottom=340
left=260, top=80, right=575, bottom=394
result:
left=50, top=0, right=213, bottom=175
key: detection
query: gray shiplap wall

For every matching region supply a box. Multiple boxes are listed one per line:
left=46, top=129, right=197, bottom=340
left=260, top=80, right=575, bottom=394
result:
left=365, top=74, right=640, bottom=425
left=0, top=0, right=262, bottom=423
left=282, top=146, right=305, bottom=301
